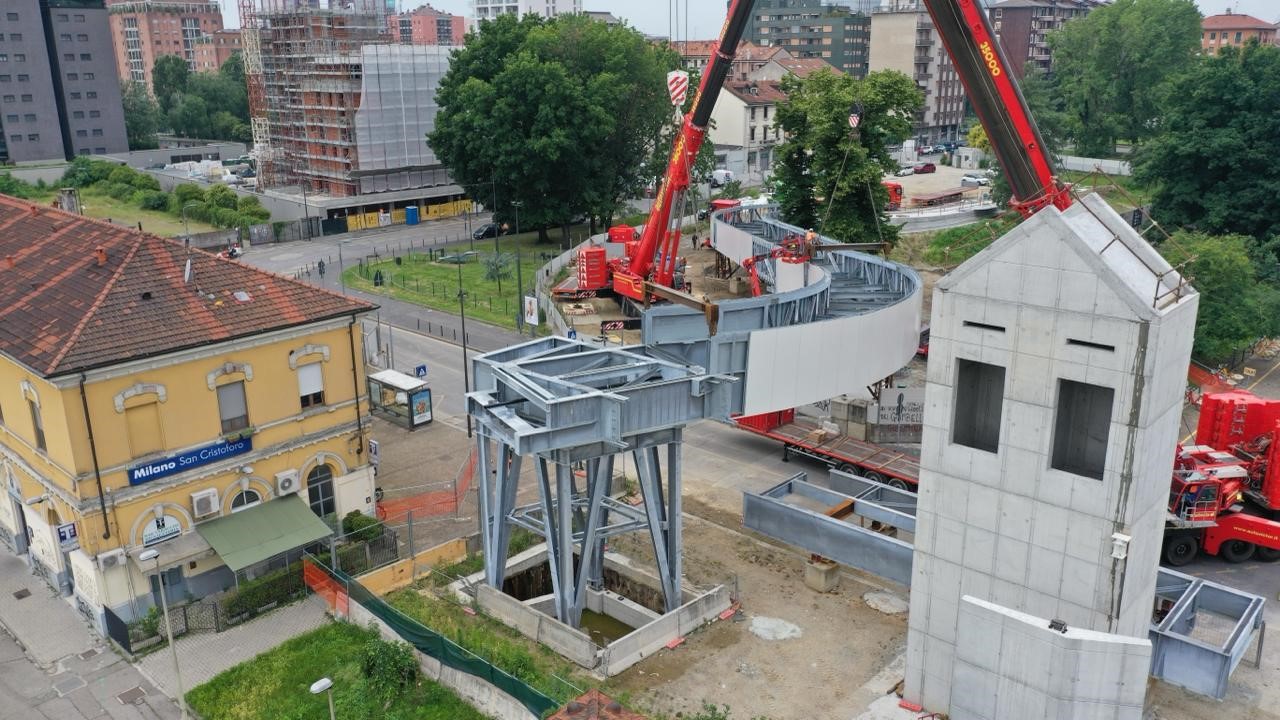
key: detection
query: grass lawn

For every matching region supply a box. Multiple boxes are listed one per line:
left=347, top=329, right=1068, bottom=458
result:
left=1060, top=170, right=1151, bottom=212
left=385, top=585, right=594, bottom=704
left=186, top=622, right=487, bottom=720
left=342, top=234, right=564, bottom=330
left=76, top=189, right=218, bottom=237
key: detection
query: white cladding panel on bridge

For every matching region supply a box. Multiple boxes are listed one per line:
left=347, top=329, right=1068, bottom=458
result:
left=713, top=222, right=757, bottom=266
left=741, top=288, right=920, bottom=414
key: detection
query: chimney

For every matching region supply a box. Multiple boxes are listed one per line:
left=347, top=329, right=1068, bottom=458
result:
left=95, top=247, right=107, bottom=267
left=5, top=255, right=13, bottom=269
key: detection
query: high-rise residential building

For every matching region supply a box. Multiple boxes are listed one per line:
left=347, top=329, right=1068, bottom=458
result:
left=106, top=0, right=225, bottom=87
left=470, top=0, right=581, bottom=23
left=193, top=28, right=241, bottom=72
left=868, top=0, right=965, bottom=145
left=0, top=0, right=128, bottom=163
left=389, top=4, right=465, bottom=45
left=988, top=0, right=1104, bottom=80
left=242, top=0, right=467, bottom=220
left=744, top=0, right=875, bottom=78
left=1201, top=11, right=1277, bottom=55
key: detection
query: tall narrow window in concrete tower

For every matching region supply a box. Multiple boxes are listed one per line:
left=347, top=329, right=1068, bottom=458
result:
left=298, top=363, right=325, bottom=409
left=952, top=359, right=1005, bottom=452
left=125, top=401, right=163, bottom=458
left=217, top=380, right=249, bottom=434
left=1051, top=379, right=1114, bottom=480
left=27, top=399, right=45, bottom=451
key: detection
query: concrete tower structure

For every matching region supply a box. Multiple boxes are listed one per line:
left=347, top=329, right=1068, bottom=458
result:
left=904, top=194, right=1199, bottom=715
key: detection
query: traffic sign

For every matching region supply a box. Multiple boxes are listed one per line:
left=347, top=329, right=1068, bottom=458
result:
left=415, top=364, right=428, bottom=378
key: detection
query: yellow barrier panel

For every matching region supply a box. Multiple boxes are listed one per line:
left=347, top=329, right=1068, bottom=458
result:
left=355, top=537, right=469, bottom=596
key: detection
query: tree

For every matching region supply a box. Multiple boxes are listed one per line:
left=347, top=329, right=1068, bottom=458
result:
left=430, top=13, right=678, bottom=243
left=1134, top=42, right=1280, bottom=244
left=219, top=51, right=245, bottom=86
left=121, top=81, right=160, bottom=150
left=152, top=54, right=190, bottom=114
left=1048, top=0, right=1201, bottom=156
left=771, top=68, right=921, bottom=244
left=169, top=95, right=211, bottom=139
left=1160, top=231, right=1280, bottom=360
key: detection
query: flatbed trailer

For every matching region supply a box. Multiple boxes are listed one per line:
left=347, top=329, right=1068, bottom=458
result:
left=735, top=409, right=919, bottom=489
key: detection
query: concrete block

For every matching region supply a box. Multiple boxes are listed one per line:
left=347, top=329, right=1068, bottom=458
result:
left=960, top=569, right=993, bottom=602
left=991, top=578, right=1026, bottom=609
left=927, top=595, right=960, bottom=646
left=997, top=492, right=1034, bottom=544
left=963, top=526, right=997, bottom=575
left=951, top=661, right=999, bottom=720
left=1020, top=264, right=1061, bottom=308
left=1027, top=545, right=1065, bottom=597
left=803, top=559, right=839, bottom=593
left=1031, top=501, right=1071, bottom=554
left=966, top=485, right=1000, bottom=530
left=1059, top=556, right=1100, bottom=611
left=1009, top=353, right=1053, bottom=406
left=935, top=517, right=966, bottom=565
left=923, top=633, right=957, bottom=692
left=994, top=539, right=1029, bottom=585
left=1014, top=305, right=1056, bottom=358
left=1058, top=270, right=1099, bottom=315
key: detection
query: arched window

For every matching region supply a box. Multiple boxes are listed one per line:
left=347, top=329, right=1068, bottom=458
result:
left=307, top=464, right=335, bottom=519
left=230, top=489, right=262, bottom=513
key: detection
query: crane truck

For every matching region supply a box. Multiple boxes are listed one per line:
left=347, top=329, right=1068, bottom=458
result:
left=1164, top=390, right=1280, bottom=565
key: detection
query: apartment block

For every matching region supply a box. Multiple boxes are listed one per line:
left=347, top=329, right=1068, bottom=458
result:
left=1202, top=11, right=1277, bottom=55
left=193, top=28, right=241, bottom=72
left=709, top=80, right=787, bottom=185
left=678, top=40, right=786, bottom=82
left=745, top=0, right=874, bottom=78
left=0, top=0, right=128, bottom=163
left=989, top=0, right=1104, bottom=80
left=389, top=4, right=465, bottom=46
left=471, top=0, right=581, bottom=23
left=106, top=0, right=225, bottom=86
left=868, top=0, right=965, bottom=145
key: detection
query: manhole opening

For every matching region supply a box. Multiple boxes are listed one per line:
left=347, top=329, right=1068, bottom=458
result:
left=115, top=686, right=146, bottom=705
left=12, top=588, right=30, bottom=600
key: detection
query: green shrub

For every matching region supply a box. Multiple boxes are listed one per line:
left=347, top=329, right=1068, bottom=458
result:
left=361, top=638, right=419, bottom=700
left=60, top=157, right=115, bottom=187
left=107, top=166, right=142, bottom=187
left=341, top=511, right=383, bottom=543
left=129, top=606, right=162, bottom=640
left=0, top=172, right=41, bottom=199
left=220, top=563, right=304, bottom=619
left=134, top=190, right=170, bottom=210
left=172, top=183, right=206, bottom=208
left=106, top=181, right=136, bottom=201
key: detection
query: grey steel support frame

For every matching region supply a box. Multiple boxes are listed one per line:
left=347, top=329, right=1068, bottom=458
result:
left=468, top=338, right=730, bottom=628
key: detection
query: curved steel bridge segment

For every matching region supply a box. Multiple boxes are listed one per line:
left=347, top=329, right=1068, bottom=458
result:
left=467, top=205, right=923, bottom=629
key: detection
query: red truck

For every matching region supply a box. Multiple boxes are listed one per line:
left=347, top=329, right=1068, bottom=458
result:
left=1164, top=390, right=1280, bottom=565
left=735, top=408, right=919, bottom=490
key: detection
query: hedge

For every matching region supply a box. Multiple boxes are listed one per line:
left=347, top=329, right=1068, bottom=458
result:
left=221, top=562, right=306, bottom=619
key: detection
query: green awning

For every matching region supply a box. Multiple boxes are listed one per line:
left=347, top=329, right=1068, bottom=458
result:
left=197, top=495, right=333, bottom=572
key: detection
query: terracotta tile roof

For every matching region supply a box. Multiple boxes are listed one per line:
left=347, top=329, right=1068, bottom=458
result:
left=724, top=79, right=788, bottom=105
left=547, top=690, right=647, bottom=720
left=1202, top=13, right=1275, bottom=30
left=775, top=56, right=836, bottom=77
left=0, top=195, right=375, bottom=378
left=677, top=40, right=780, bottom=61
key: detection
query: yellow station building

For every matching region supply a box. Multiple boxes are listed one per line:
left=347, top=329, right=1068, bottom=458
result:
left=0, top=194, right=377, bottom=629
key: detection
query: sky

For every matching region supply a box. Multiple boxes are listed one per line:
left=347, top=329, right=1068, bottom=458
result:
left=219, top=1, right=1279, bottom=37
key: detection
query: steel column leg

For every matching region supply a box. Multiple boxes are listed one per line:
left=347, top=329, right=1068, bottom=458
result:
left=475, top=429, right=494, bottom=585
left=589, top=455, right=614, bottom=591
left=488, top=445, right=521, bottom=589
left=667, top=436, right=682, bottom=608
left=570, top=460, right=610, bottom=627
left=635, top=449, right=676, bottom=612
left=555, top=462, right=575, bottom=623
left=536, top=458, right=562, bottom=614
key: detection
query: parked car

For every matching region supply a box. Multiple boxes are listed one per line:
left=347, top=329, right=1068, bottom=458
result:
left=895, top=166, right=915, bottom=177
left=913, top=163, right=937, bottom=174
left=918, top=145, right=934, bottom=155
left=473, top=222, right=501, bottom=240
left=961, top=173, right=991, bottom=187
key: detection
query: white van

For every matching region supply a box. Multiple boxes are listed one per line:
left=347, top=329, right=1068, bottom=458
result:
left=710, top=169, right=735, bottom=187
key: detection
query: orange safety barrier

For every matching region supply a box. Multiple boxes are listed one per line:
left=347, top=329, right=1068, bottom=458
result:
left=376, top=447, right=477, bottom=521
left=303, top=556, right=349, bottom=617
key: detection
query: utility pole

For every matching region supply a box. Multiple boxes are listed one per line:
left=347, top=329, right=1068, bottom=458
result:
left=513, top=200, right=524, bottom=335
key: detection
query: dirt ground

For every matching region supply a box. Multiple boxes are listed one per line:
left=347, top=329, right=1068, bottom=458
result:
left=602, top=506, right=908, bottom=720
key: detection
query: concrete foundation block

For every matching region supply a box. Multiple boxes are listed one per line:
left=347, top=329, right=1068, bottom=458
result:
left=804, top=559, right=840, bottom=593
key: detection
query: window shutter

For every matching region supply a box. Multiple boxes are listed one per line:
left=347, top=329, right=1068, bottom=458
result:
left=217, top=381, right=247, bottom=421
left=298, top=363, right=323, bottom=397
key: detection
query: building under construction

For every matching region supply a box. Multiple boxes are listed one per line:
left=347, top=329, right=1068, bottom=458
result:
left=240, top=0, right=463, bottom=215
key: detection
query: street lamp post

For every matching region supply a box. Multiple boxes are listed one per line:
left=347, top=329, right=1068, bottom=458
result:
left=137, top=549, right=188, bottom=719
left=300, top=179, right=312, bottom=242
left=310, top=677, right=336, bottom=720
left=457, top=261, right=472, bottom=438
left=512, top=200, right=524, bottom=335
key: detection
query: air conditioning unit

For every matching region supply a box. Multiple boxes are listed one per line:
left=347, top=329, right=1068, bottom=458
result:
left=276, top=470, right=300, bottom=496
left=97, top=549, right=125, bottom=572
left=191, top=488, right=221, bottom=518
